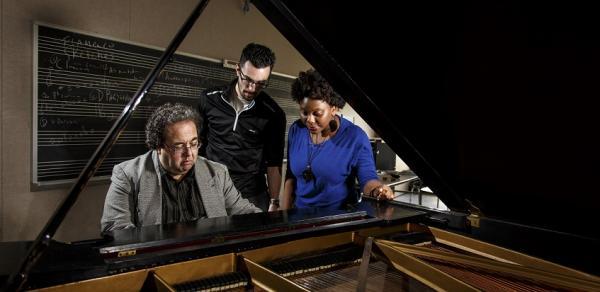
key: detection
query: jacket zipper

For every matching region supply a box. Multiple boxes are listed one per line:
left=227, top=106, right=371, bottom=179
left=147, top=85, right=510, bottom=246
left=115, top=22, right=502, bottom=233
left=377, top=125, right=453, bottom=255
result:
left=220, top=93, right=254, bottom=131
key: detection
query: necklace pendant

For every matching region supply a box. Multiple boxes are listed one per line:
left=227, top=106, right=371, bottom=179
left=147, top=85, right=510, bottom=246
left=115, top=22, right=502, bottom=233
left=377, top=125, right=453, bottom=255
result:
left=302, top=165, right=314, bottom=181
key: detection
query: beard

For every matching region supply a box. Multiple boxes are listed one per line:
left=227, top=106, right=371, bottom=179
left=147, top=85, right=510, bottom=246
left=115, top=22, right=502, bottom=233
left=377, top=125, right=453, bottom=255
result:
left=241, top=88, right=259, bottom=101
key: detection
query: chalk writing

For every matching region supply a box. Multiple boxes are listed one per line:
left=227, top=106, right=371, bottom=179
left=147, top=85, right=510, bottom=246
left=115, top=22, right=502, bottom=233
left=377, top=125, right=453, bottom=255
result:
left=62, top=36, right=115, bottom=61
left=34, top=24, right=295, bottom=185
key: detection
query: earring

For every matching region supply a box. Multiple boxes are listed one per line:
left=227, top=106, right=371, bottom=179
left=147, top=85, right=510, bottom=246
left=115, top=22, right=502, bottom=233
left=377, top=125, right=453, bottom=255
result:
left=328, top=118, right=338, bottom=132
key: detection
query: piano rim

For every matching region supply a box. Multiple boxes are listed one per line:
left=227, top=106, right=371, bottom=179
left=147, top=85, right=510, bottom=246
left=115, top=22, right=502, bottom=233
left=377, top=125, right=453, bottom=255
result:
left=30, top=222, right=600, bottom=291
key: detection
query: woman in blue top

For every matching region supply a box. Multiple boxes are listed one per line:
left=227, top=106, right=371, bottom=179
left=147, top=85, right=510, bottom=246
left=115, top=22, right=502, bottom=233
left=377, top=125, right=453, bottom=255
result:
left=282, top=69, right=394, bottom=210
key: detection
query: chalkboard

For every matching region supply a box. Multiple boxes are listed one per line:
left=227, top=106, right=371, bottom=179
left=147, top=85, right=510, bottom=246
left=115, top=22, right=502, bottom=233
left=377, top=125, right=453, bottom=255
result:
left=33, top=23, right=299, bottom=188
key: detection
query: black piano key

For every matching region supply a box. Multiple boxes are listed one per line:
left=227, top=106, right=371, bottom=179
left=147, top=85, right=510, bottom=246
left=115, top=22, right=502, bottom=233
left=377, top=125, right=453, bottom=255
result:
left=208, top=276, right=218, bottom=290
left=282, top=261, right=294, bottom=275
left=221, top=273, right=232, bottom=288
left=188, top=280, right=201, bottom=291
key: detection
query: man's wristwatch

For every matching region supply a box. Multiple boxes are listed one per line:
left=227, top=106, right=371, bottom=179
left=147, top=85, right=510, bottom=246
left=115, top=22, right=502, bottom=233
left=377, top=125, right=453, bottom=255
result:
left=270, top=198, right=280, bottom=207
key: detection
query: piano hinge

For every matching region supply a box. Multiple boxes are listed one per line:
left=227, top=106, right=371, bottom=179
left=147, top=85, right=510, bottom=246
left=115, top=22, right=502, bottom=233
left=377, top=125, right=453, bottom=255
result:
left=467, top=214, right=480, bottom=228
left=117, top=249, right=137, bottom=257
left=464, top=198, right=483, bottom=228
left=211, top=235, right=225, bottom=244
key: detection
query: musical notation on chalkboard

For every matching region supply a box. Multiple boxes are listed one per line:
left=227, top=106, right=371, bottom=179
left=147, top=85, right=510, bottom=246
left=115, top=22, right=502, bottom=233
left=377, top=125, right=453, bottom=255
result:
left=33, top=23, right=298, bottom=189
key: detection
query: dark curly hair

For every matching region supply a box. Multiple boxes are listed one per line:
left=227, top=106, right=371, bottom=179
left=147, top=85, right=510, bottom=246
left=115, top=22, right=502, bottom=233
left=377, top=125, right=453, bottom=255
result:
left=291, top=69, right=345, bottom=108
left=145, top=103, right=201, bottom=150
left=239, top=43, right=276, bottom=69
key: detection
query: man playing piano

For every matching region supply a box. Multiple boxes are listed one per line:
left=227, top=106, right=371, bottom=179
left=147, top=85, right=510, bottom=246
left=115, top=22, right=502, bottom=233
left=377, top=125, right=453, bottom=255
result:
left=101, top=103, right=261, bottom=232
left=197, top=43, right=286, bottom=212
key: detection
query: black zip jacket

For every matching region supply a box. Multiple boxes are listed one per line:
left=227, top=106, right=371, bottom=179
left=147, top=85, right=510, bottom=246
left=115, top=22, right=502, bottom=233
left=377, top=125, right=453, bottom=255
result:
left=197, top=80, right=285, bottom=177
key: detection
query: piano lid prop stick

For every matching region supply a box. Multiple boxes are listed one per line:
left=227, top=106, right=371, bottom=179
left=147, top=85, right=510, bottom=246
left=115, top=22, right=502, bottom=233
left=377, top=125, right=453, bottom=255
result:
left=3, top=1, right=211, bottom=291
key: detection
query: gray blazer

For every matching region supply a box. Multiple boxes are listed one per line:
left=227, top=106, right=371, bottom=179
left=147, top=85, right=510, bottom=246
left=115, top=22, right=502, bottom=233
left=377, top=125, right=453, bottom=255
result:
left=101, top=151, right=261, bottom=232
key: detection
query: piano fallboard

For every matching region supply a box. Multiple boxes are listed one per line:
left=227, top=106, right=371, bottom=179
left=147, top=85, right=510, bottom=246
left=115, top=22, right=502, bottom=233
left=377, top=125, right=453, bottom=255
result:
left=0, top=201, right=425, bottom=290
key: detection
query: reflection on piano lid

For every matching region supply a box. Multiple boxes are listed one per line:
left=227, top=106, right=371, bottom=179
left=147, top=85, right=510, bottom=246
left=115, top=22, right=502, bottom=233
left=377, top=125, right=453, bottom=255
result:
left=99, top=208, right=377, bottom=259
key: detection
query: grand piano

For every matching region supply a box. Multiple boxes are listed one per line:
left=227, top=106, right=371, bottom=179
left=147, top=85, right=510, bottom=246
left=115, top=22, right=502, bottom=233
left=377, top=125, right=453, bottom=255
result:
left=2, top=0, right=600, bottom=291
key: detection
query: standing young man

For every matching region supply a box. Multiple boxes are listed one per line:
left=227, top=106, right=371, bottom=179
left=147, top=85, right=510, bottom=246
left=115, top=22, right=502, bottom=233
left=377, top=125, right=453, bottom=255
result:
left=198, top=43, right=285, bottom=211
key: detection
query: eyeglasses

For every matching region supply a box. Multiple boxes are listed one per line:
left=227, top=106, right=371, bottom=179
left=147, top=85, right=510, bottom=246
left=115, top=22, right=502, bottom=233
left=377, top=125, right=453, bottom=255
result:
left=238, top=69, right=269, bottom=88
left=164, top=140, right=201, bottom=154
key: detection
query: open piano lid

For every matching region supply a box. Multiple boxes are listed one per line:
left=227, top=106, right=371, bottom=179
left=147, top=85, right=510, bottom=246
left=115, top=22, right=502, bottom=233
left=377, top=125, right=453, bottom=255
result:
left=253, top=0, right=600, bottom=239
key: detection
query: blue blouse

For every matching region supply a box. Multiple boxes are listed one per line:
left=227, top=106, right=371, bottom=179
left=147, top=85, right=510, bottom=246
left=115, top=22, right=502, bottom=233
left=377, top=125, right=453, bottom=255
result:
left=287, top=117, right=378, bottom=209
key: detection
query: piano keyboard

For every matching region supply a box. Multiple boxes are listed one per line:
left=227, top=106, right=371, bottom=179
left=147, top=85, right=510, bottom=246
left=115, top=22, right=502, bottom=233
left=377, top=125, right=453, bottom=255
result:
left=172, top=271, right=249, bottom=292
left=264, top=245, right=363, bottom=277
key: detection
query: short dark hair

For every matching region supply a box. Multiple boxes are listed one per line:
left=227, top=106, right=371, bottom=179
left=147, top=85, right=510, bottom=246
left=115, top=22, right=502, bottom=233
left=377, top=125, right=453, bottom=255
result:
left=291, top=69, right=345, bottom=108
left=239, top=43, right=276, bottom=69
left=145, top=103, right=201, bottom=150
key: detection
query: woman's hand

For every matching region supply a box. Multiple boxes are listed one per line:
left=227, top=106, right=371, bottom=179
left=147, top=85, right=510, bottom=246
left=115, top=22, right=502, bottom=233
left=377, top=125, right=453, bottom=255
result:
left=369, top=184, right=394, bottom=201
left=268, top=200, right=280, bottom=212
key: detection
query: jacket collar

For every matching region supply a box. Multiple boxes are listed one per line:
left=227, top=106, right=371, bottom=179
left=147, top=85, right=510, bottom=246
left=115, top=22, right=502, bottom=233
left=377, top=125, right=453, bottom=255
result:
left=222, top=79, right=258, bottom=109
left=152, top=151, right=226, bottom=218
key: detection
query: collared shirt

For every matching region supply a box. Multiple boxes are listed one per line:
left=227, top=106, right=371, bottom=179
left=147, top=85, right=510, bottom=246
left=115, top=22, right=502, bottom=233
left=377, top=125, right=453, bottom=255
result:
left=159, top=165, right=206, bottom=224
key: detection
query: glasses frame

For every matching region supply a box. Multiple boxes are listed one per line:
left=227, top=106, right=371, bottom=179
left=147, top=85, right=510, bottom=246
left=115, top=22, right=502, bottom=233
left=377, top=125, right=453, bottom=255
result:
left=238, top=69, right=269, bottom=89
left=163, top=140, right=201, bottom=154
